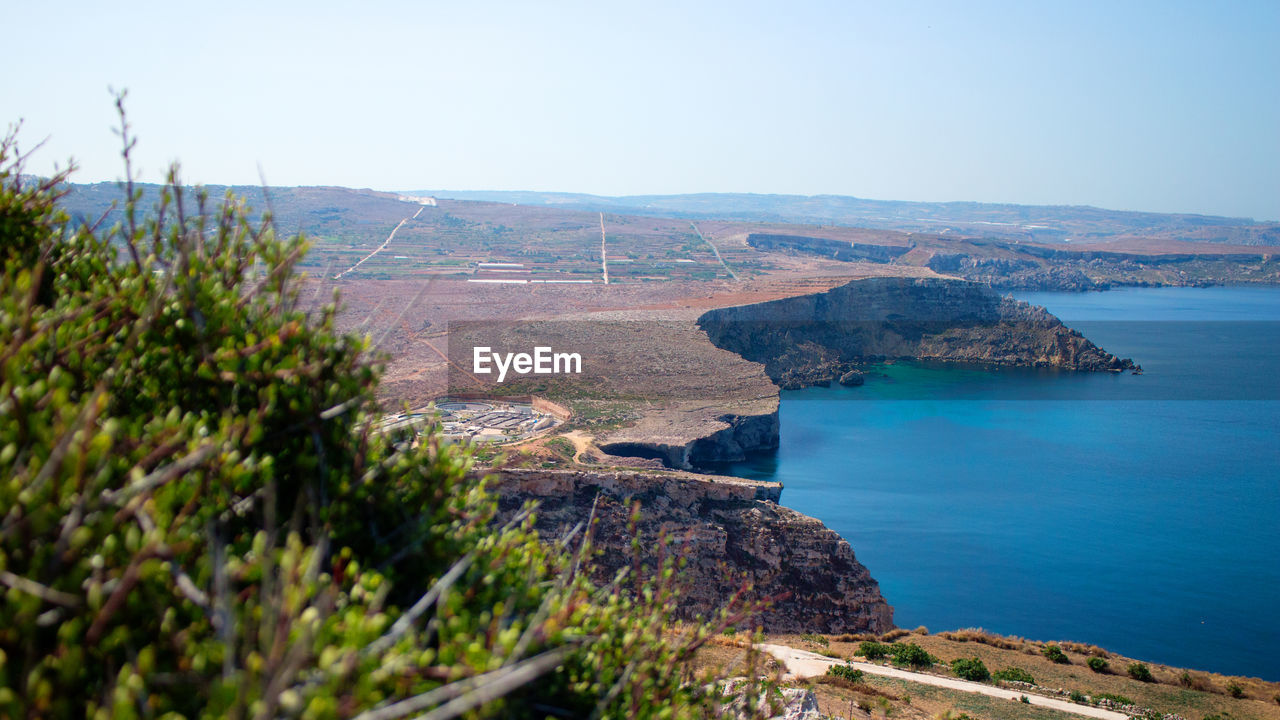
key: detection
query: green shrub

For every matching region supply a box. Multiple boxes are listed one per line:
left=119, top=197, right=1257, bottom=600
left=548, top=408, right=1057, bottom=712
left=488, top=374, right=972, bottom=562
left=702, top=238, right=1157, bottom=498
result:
left=801, top=632, right=830, bottom=647
left=1043, top=644, right=1070, bottom=664
left=992, top=667, right=1036, bottom=684
left=0, top=119, right=768, bottom=719
left=950, top=657, right=991, bottom=682
left=859, top=640, right=891, bottom=659
left=827, top=664, right=865, bottom=682
left=1096, top=692, right=1135, bottom=705
left=1087, top=656, right=1110, bottom=673
left=1128, top=662, right=1155, bottom=682
left=1226, top=682, right=1244, bottom=699
left=544, top=436, right=575, bottom=458
left=889, top=642, right=937, bottom=668
left=1069, top=690, right=1086, bottom=703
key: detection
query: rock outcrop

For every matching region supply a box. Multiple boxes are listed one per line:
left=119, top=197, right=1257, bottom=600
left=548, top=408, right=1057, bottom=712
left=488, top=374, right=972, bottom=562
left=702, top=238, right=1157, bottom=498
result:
left=837, top=369, right=865, bottom=386
left=488, top=468, right=895, bottom=635
left=926, top=248, right=1280, bottom=291
left=747, top=233, right=912, bottom=264
left=600, top=411, right=780, bottom=469
left=698, top=276, right=1137, bottom=388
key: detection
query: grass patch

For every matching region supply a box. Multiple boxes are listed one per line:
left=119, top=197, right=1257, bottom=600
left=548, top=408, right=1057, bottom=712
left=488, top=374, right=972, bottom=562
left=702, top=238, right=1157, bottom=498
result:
left=800, top=632, right=829, bottom=647
left=813, top=676, right=900, bottom=700
left=940, top=628, right=1028, bottom=651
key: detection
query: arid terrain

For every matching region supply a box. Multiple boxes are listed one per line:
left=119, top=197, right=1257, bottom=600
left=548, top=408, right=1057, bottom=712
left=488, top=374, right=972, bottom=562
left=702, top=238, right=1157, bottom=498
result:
left=57, top=181, right=1280, bottom=463
left=54, top=181, right=1280, bottom=697
left=693, top=629, right=1280, bottom=720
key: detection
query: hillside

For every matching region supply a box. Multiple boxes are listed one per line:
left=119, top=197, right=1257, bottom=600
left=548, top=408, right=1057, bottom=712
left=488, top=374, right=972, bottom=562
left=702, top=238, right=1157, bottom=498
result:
left=414, top=190, right=1280, bottom=245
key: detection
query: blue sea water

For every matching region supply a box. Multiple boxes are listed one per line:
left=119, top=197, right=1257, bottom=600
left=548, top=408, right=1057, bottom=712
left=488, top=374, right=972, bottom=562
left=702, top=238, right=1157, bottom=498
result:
left=719, top=286, right=1280, bottom=680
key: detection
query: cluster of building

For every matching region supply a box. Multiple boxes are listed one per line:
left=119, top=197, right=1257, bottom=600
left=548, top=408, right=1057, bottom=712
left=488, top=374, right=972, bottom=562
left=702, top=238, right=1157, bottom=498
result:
left=379, top=400, right=561, bottom=445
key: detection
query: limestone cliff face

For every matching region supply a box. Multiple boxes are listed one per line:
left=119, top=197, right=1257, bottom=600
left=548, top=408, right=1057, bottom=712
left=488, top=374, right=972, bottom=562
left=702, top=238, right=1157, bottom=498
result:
left=698, top=276, right=1136, bottom=388
left=600, top=411, right=779, bottom=469
left=488, top=468, right=895, bottom=634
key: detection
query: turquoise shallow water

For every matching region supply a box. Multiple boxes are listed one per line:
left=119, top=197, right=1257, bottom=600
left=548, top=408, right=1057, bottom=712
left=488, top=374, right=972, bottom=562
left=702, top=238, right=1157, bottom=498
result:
left=718, top=286, right=1280, bottom=680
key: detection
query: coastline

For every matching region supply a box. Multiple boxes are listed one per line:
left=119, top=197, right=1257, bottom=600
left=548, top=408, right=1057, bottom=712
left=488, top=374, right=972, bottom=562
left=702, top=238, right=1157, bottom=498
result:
left=723, top=285, right=1280, bottom=680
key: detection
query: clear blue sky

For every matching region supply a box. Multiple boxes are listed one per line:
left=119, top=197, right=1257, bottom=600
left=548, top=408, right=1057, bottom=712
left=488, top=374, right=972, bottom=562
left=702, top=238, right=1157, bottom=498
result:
left=6, top=1, right=1278, bottom=220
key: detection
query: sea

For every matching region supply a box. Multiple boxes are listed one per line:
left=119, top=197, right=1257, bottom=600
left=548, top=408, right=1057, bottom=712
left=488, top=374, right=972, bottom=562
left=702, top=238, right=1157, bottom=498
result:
left=716, top=286, right=1280, bottom=680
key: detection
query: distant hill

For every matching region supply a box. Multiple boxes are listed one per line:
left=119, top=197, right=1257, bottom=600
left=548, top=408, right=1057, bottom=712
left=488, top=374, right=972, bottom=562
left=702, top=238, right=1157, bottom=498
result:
left=410, top=190, right=1280, bottom=246
left=50, top=179, right=1280, bottom=292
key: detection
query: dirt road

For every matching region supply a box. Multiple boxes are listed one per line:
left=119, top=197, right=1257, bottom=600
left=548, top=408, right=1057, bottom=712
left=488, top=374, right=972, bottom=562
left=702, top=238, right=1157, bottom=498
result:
left=690, top=221, right=738, bottom=281
left=334, top=205, right=425, bottom=280
left=757, top=644, right=1128, bottom=720
left=599, top=213, right=610, bottom=285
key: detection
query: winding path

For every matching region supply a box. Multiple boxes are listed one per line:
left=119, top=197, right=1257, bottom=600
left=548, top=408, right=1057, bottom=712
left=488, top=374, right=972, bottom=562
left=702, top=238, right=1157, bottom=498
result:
left=757, top=644, right=1128, bottom=720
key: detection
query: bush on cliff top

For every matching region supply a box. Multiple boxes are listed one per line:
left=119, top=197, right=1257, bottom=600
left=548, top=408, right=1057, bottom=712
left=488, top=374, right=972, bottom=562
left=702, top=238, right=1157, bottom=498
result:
left=889, top=642, right=937, bottom=668
left=0, top=114, right=768, bottom=719
left=992, top=667, right=1036, bottom=684
left=1128, top=662, right=1155, bottom=682
left=859, top=640, right=891, bottom=659
left=950, top=657, right=991, bottom=682
left=1043, top=644, right=1070, bottom=664
left=827, top=664, right=865, bottom=682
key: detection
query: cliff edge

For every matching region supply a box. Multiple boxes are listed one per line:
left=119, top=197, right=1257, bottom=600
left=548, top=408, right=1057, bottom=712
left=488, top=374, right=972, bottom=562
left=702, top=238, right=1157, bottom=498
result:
left=488, top=468, right=895, bottom=635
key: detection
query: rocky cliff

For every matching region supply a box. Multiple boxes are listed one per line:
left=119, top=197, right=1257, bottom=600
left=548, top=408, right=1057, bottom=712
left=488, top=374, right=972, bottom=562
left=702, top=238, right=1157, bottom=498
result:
left=488, top=468, right=895, bottom=634
left=926, top=248, right=1280, bottom=291
left=599, top=411, right=779, bottom=469
left=747, top=233, right=912, bottom=263
left=698, top=276, right=1136, bottom=388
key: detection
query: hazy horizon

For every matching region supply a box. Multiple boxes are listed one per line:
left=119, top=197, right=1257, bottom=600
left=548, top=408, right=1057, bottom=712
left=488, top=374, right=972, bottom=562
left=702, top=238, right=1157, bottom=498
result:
left=6, top=1, right=1278, bottom=221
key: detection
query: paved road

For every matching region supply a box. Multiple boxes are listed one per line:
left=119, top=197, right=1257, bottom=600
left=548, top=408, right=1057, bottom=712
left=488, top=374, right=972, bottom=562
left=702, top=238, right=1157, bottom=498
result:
left=757, top=644, right=1128, bottom=720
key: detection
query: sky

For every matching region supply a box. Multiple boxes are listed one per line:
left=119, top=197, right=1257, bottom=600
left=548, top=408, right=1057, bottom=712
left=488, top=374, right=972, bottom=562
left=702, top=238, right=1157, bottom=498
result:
left=6, top=1, right=1279, bottom=220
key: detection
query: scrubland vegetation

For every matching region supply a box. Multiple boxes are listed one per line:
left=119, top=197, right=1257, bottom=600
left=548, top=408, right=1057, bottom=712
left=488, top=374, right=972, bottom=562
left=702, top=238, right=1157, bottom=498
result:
left=766, top=629, right=1280, bottom=720
left=0, top=115, right=769, bottom=719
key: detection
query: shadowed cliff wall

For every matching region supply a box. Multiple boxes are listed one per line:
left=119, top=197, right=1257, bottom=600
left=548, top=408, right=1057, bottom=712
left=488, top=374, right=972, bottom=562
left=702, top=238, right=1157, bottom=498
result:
left=488, top=469, right=895, bottom=634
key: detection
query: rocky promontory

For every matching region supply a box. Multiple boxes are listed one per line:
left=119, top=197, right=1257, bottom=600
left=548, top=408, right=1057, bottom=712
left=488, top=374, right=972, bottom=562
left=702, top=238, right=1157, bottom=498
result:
left=698, top=276, right=1137, bottom=389
left=487, top=468, right=895, bottom=634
